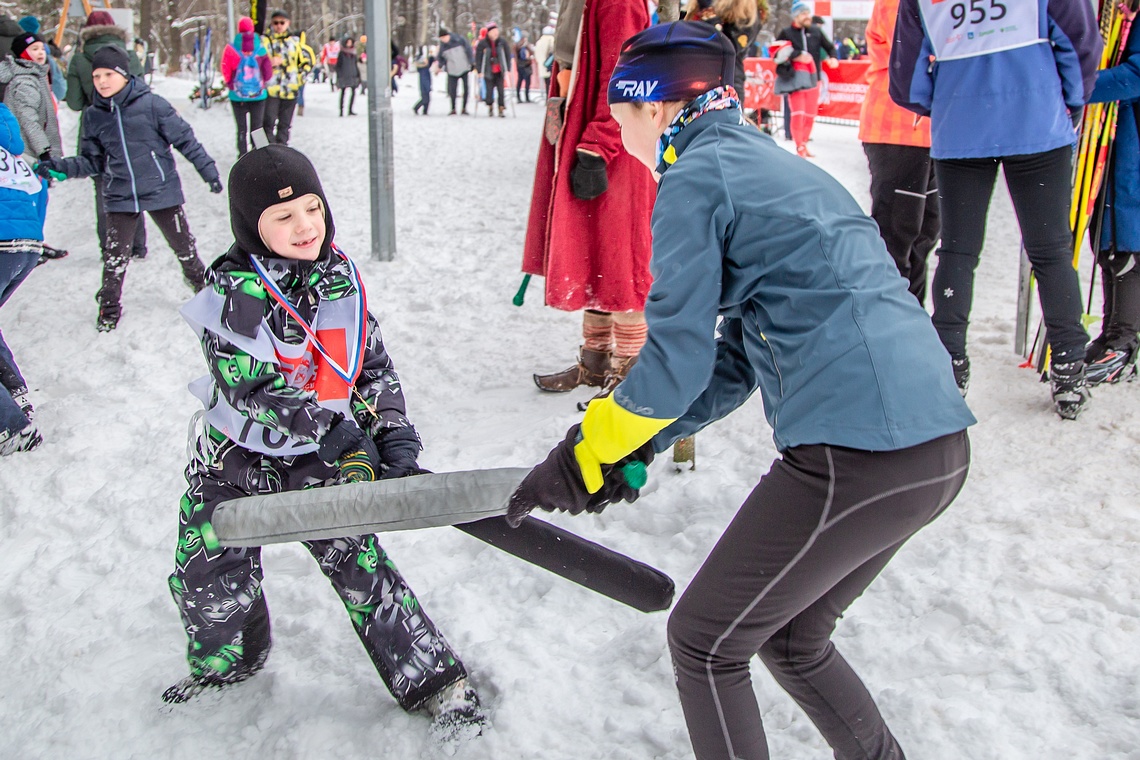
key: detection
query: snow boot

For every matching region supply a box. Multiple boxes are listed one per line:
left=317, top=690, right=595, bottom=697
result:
left=498, top=106, right=506, bottom=117
left=1084, top=342, right=1138, bottom=387
left=534, top=347, right=611, bottom=393
left=0, top=423, right=42, bottom=455
left=423, top=678, right=488, bottom=745
left=577, top=354, right=638, bottom=411
left=36, top=244, right=68, bottom=267
left=9, top=385, right=33, bottom=422
left=951, top=356, right=970, bottom=397
left=1050, top=360, right=1090, bottom=420
left=97, top=302, right=121, bottom=332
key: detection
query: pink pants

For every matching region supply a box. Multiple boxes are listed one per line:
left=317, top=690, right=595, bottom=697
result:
left=788, top=85, right=820, bottom=148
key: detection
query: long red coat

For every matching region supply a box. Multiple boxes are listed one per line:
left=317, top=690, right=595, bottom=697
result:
left=522, top=0, right=655, bottom=313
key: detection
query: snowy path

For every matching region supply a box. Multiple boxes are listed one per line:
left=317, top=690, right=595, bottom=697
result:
left=1, top=75, right=1138, bottom=759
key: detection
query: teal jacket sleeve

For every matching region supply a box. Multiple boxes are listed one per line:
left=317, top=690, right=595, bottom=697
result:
left=651, top=314, right=759, bottom=452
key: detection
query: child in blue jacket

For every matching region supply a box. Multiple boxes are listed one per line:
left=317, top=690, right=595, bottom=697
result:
left=507, top=23, right=975, bottom=760
left=37, top=45, right=222, bottom=331
left=0, top=103, right=47, bottom=455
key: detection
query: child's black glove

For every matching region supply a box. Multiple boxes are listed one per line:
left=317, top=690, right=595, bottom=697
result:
left=377, top=427, right=422, bottom=480
left=570, top=150, right=607, bottom=200
left=34, top=158, right=62, bottom=179
left=208, top=178, right=224, bottom=194
left=318, top=416, right=382, bottom=482
left=505, top=424, right=653, bottom=528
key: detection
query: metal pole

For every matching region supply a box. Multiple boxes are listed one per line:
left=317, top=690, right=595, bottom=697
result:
left=366, top=0, right=397, bottom=261
left=227, top=0, right=235, bottom=43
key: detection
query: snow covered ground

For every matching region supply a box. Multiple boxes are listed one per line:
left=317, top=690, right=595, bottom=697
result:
left=1, top=72, right=1139, bottom=759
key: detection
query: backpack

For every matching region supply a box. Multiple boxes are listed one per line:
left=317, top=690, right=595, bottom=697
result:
left=233, top=50, right=265, bottom=99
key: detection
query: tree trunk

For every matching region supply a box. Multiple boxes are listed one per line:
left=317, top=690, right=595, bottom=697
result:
left=500, top=0, right=513, bottom=29
left=166, top=0, right=182, bottom=70
left=139, top=0, right=154, bottom=48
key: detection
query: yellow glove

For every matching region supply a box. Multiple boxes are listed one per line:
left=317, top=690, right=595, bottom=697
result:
left=573, top=395, right=675, bottom=493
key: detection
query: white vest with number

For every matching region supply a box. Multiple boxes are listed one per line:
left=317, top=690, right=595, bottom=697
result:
left=182, top=285, right=361, bottom=457
left=919, top=0, right=1044, bottom=61
left=0, top=145, right=43, bottom=195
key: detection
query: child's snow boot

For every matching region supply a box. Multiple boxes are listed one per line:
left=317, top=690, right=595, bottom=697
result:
left=424, top=677, right=488, bottom=744
left=9, top=386, right=33, bottom=422
left=97, top=300, right=122, bottom=332
left=0, top=422, right=42, bottom=455
left=1050, top=360, right=1090, bottom=420
left=533, top=347, right=611, bottom=392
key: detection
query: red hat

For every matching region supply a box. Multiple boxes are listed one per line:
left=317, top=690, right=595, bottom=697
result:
left=85, top=10, right=115, bottom=27
left=238, top=16, right=254, bottom=33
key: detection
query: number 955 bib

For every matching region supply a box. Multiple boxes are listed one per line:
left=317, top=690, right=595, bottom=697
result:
left=920, top=0, right=1043, bottom=62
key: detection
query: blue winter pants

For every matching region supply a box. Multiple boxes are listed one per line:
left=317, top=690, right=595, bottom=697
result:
left=0, top=251, right=40, bottom=435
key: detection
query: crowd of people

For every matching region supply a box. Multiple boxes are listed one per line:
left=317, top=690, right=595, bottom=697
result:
left=0, top=1, right=1136, bottom=759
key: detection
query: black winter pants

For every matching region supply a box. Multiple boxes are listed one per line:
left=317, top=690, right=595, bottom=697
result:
left=262, top=96, right=297, bottom=145
left=339, top=86, right=356, bottom=115
left=94, top=175, right=146, bottom=259
left=100, top=206, right=204, bottom=315
left=668, top=431, right=970, bottom=760
left=170, top=441, right=467, bottom=710
left=517, top=66, right=532, bottom=101
left=932, top=147, right=1088, bottom=363
left=447, top=73, right=469, bottom=112
left=864, top=143, right=940, bottom=304
left=484, top=73, right=505, bottom=109
left=231, top=99, right=266, bottom=156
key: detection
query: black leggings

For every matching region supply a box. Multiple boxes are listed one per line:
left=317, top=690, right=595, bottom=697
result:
left=230, top=99, right=266, bottom=156
left=932, top=146, right=1088, bottom=363
left=668, top=431, right=970, bottom=760
left=339, top=86, right=356, bottom=114
left=864, top=143, right=940, bottom=304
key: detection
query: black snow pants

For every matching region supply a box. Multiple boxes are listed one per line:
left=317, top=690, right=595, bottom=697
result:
left=668, top=430, right=970, bottom=760
left=231, top=99, right=267, bottom=156
left=100, top=206, right=205, bottom=315
left=94, top=175, right=146, bottom=260
left=169, top=438, right=467, bottom=711
left=447, top=73, right=469, bottom=112
left=864, top=142, right=940, bottom=304
left=262, top=96, right=297, bottom=145
left=932, top=146, right=1089, bottom=364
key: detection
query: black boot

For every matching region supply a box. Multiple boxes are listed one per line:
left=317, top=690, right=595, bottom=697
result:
left=1050, top=360, right=1090, bottom=420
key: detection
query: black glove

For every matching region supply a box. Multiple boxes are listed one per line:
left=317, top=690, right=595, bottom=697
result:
left=585, top=440, right=655, bottom=513
left=317, top=416, right=382, bottom=482
left=377, top=427, right=422, bottom=479
left=570, top=150, right=607, bottom=201
left=505, top=425, right=653, bottom=528
left=34, top=158, right=60, bottom=179
left=208, top=178, right=224, bottom=194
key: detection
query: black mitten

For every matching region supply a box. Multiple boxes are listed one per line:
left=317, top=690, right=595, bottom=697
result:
left=570, top=150, right=607, bottom=200
left=583, top=440, right=655, bottom=514
left=317, top=416, right=382, bottom=482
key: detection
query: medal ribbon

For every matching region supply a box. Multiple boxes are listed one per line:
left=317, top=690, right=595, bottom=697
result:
left=249, top=246, right=368, bottom=387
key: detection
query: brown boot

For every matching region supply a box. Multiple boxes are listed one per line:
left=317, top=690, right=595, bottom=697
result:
left=534, top=347, right=611, bottom=392
left=577, top=355, right=638, bottom=411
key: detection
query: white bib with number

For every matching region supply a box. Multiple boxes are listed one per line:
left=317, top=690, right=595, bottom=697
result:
left=919, top=0, right=1043, bottom=62
left=0, top=145, right=42, bottom=195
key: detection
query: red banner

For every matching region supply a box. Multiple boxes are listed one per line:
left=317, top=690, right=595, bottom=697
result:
left=743, top=59, right=871, bottom=121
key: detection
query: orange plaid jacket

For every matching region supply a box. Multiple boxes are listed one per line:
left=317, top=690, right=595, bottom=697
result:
left=857, top=0, right=931, bottom=148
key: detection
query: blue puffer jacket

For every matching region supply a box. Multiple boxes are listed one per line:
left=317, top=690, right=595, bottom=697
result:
left=1090, top=24, right=1140, bottom=253
left=0, top=104, right=47, bottom=242
left=615, top=110, right=975, bottom=455
left=54, top=77, right=218, bottom=213
left=889, top=0, right=1101, bottom=160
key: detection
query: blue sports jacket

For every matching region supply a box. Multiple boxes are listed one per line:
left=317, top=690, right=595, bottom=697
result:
left=0, top=104, right=47, bottom=242
left=1090, top=23, right=1140, bottom=253
left=889, top=0, right=1101, bottom=159
left=615, top=109, right=975, bottom=455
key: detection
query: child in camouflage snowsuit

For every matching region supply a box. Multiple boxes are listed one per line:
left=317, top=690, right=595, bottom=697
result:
left=165, top=144, right=485, bottom=738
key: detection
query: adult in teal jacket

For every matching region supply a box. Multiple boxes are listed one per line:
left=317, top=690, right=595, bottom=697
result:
left=507, top=22, right=975, bottom=760
left=1085, top=4, right=1140, bottom=385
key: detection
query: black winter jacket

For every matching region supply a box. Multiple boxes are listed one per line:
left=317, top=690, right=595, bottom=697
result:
left=776, top=23, right=836, bottom=70
left=55, top=77, right=219, bottom=213
left=475, top=36, right=511, bottom=79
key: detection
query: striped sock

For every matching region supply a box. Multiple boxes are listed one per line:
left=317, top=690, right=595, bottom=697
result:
left=613, top=317, right=648, bottom=359
left=583, top=310, right=613, bottom=352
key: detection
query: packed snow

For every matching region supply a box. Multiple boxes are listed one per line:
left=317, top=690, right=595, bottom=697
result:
left=1, top=72, right=1138, bottom=760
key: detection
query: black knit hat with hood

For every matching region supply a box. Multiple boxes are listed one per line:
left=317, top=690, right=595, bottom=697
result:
left=226, top=144, right=335, bottom=261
